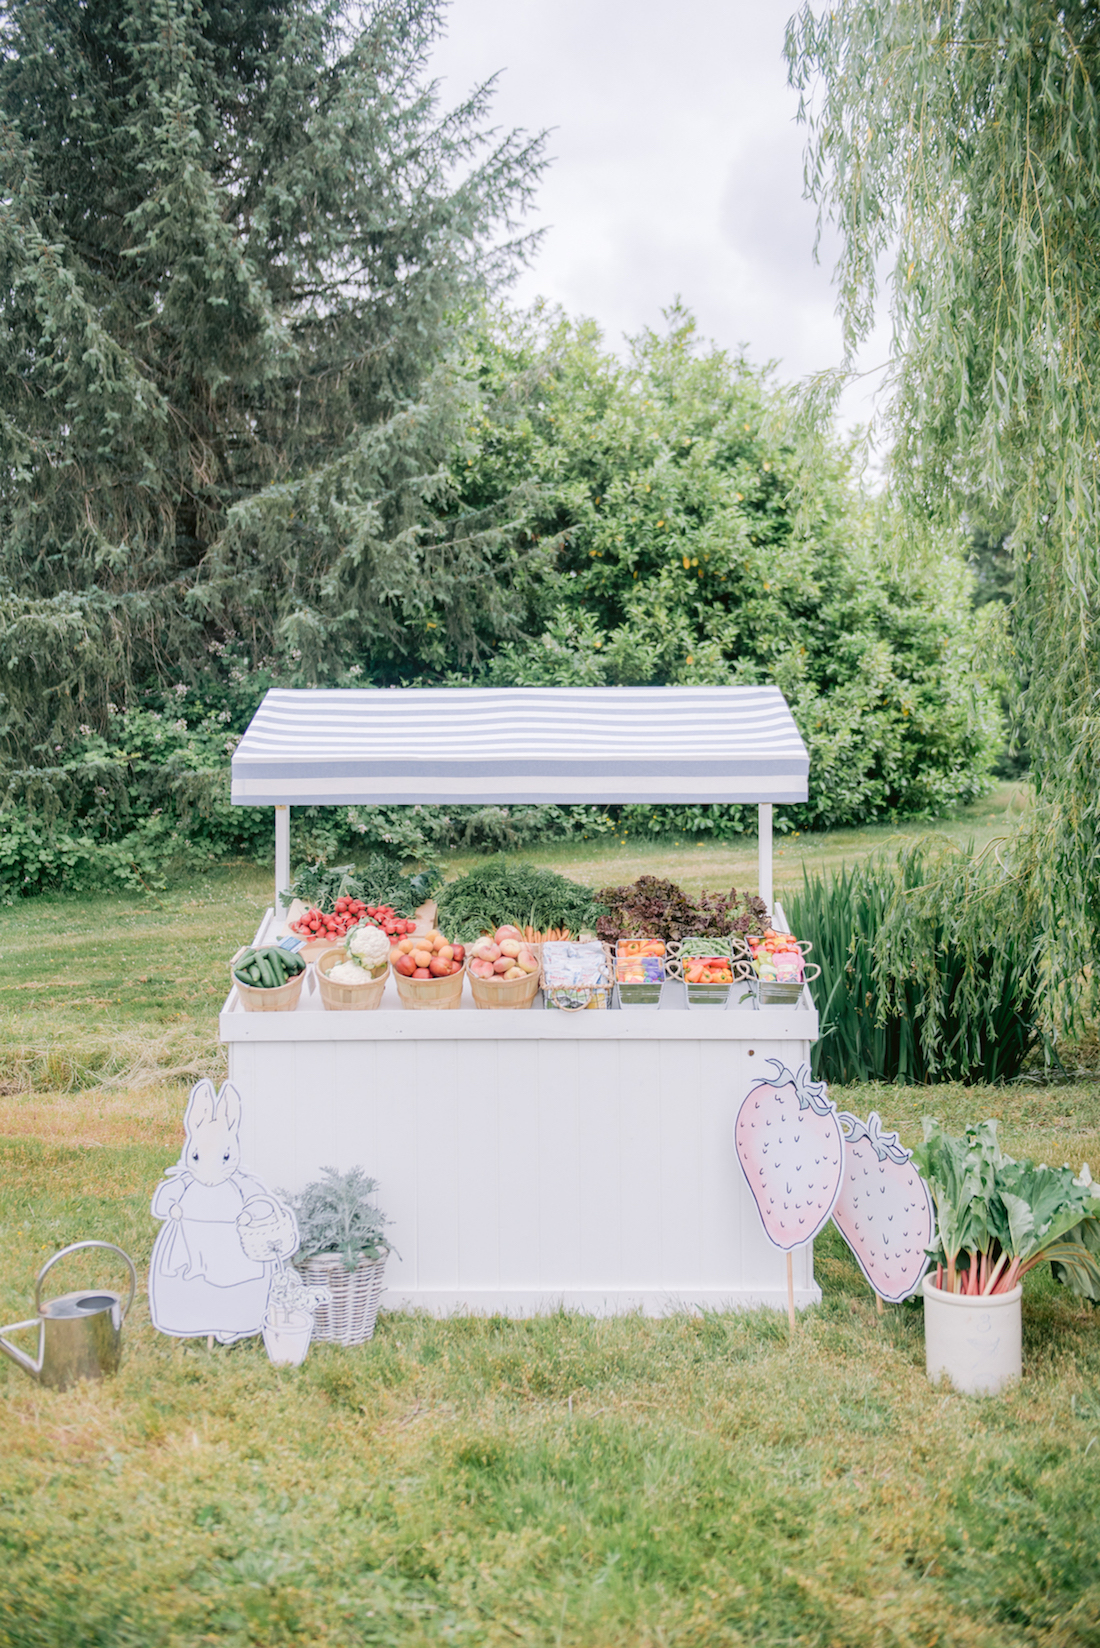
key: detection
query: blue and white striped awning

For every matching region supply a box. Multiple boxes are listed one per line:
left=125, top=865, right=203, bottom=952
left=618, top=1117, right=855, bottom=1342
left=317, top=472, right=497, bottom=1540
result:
left=230, top=686, right=809, bottom=806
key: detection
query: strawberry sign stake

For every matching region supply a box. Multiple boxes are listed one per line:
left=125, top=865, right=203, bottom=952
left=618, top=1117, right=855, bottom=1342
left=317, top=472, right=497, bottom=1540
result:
left=734, top=1060, right=845, bottom=1253
left=831, top=1112, right=936, bottom=1305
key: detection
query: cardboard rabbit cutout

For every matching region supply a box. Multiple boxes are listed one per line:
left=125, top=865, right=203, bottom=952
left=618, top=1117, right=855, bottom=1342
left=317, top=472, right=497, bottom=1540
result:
left=150, top=1079, right=299, bottom=1343
left=734, top=1059, right=845, bottom=1250
left=832, top=1111, right=936, bottom=1302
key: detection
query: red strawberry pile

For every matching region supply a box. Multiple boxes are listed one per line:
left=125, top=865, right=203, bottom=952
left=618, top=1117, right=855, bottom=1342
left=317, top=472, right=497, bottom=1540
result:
left=290, top=899, right=417, bottom=942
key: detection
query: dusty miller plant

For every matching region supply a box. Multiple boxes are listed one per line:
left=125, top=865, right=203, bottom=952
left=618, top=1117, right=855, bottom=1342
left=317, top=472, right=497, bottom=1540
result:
left=286, top=1167, right=392, bottom=1271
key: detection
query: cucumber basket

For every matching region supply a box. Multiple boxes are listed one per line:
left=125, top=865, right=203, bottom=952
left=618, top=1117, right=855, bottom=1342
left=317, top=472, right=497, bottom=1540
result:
left=667, top=937, right=749, bottom=1009
left=231, top=944, right=308, bottom=1012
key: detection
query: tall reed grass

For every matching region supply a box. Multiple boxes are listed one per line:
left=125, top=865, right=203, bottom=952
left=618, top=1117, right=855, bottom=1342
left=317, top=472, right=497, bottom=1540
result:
left=786, top=845, right=1040, bottom=1085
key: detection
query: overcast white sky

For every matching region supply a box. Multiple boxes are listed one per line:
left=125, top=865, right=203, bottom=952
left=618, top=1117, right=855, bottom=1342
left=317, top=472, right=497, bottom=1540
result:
left=429, top=0, right=890, bottom=437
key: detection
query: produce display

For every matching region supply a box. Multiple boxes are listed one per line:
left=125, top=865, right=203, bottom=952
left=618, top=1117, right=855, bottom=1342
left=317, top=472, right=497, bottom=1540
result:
left=467, top=925, right=540, bottom=984
left=542, top=940, right=610, bottom=1010
left=747, top=929, right=805, bottom=984
left=282, top=855, right=440, bottom=920
left=434, top=859, right=604, bottom=943
left=234, top=945, right=306, bottom=990
left=676, top=937, right=735, bottom=1007
left=615, top=939, right=666, bottom=1007
left=390, top=928, right=464, bottom=979
left=596, top=876, right=768, bottom=945
left=291, top=899, right=417, bottom=943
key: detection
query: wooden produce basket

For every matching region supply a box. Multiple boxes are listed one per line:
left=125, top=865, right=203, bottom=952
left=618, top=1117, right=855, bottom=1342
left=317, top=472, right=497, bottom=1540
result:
left=469, top=946, right=542, bottom=1011
left=315, top=947, right=389, bottom=1011
left=394, top=962, right=466, bottom=1010
left=540, top=941, right=613, bottom=1011
left=230, top=948, right=307, bottom=1013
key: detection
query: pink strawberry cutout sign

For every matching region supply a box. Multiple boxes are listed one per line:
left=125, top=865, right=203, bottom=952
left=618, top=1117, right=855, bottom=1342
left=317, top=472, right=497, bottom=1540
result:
left=734, top=1060, right=845, bottom=1251
left=832, top=1111, right=935, bottom=1303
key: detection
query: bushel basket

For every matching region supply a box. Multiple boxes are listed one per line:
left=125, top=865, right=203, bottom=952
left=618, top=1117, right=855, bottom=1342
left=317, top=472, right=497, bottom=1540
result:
left=294, top=1250, right=388, bottom=1346
left=315, top=947, right=388, bottom=1011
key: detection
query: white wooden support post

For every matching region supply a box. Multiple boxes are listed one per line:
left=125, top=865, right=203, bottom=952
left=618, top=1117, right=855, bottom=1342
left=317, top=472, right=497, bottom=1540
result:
left=758, top=802, right=773, bottom=919
left=275, top=805, right=291, bottom=916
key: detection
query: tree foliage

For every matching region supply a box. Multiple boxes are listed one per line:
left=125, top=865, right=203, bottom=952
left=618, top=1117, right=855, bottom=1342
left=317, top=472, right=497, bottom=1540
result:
left=0, top=0, right=546, bottom=766
left=452, top=305, right=999, bottom=830
left=787, top=0, right=1100, bottom=1012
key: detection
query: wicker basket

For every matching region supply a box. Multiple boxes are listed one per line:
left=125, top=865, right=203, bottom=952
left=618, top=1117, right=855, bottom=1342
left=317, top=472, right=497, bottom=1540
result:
left=231, top=949, right=307, bottom=1013
left=394, top=962, right=466, bottom=1010
left=540, top=941, right=613, bottom=1011
left=294, top=1250, right=388, bottom=1346
left=315, top=947, right=389, bottom=1011
left=468, top=946, right=541, bottom=1010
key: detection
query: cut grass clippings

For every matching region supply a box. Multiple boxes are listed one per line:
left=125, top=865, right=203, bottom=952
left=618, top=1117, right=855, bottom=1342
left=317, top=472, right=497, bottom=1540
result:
left=1, top=1092, right=1099, bottom=1647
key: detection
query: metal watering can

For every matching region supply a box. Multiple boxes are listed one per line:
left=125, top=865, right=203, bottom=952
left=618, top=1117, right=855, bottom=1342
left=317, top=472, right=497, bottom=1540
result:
left=0, top=1241, right=137, bottom=1390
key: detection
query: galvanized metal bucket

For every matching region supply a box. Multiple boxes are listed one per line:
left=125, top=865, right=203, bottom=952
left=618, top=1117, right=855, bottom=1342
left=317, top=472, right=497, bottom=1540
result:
left=0, top=1240, right=137, bottom=1391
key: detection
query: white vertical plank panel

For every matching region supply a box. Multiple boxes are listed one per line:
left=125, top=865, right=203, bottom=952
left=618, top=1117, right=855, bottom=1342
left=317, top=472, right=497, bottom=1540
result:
left=453, top=1039, right=500, bottom=1293
left=496, top=1038, right=543, bottom=1292
left=574, top=1037, right=625, bottom=1289
left=412, top=1040, right=461, bottom=1292
left=533, top=1039, right=582, bottom=1286
left=615, top=1038, right=663, bottom=1284
left=655, top=1036, right=703, bottom=1294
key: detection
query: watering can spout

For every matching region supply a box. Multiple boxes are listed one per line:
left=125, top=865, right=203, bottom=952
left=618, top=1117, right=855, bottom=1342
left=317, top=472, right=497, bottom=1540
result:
left=0, top=1319, right=43, bottom=1380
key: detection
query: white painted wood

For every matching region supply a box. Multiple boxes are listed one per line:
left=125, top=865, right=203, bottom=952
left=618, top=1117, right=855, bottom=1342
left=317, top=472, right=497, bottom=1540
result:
left=229, top=1029, right=820, bottom=1316
left=758, top=801, right=773, bottom=915
left=226, top=912, right=821, bottom=1316
left=274, top=807, right=291, bottom=913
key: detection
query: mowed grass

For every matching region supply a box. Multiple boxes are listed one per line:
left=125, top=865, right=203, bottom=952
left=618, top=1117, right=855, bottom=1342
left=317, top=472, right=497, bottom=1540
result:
left=1, top=1092, right=1099, bottom=1648
left=4, top=784, right=1100, bottom=1645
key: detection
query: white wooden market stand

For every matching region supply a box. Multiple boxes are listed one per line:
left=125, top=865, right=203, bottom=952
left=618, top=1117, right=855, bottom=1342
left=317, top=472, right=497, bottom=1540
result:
left=223, top=685, right=819, bottom=1315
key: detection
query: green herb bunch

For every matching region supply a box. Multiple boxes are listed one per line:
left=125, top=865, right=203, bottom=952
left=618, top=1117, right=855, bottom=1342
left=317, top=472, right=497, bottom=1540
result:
left=434, top=858, right=605, bottom=941
left=285, top=1166, right=392, bottom=1272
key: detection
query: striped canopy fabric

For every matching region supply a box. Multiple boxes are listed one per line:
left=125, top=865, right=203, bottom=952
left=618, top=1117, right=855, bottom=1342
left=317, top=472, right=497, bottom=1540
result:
left=230, top=686, right=809, bottom=807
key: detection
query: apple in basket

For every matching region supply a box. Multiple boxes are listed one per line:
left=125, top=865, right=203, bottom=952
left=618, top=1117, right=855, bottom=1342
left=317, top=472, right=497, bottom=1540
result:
left=391, top=929, right=464, bottom=979
left=468, top=927, right=539, bottom=983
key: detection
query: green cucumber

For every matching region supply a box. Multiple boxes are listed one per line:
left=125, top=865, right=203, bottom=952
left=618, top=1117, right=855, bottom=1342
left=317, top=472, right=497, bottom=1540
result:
left=256, top=954, right=279, bottom=988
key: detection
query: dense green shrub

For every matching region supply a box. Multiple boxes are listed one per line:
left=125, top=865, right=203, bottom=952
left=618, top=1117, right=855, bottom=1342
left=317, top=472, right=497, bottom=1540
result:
left=453, top=306, right=1002, bottom=830
left=787, top=845, right=1041, bottom=1085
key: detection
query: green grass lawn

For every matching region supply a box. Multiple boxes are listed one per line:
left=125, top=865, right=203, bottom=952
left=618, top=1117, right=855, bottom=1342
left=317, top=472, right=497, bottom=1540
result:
left=4, top=785, right=1100, bottom=1646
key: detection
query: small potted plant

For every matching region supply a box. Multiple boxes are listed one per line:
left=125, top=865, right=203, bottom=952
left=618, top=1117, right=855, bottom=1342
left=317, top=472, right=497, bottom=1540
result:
left=914, top=1120, right=1100, bottom=1395
left=286, top=1166, right=394, bottom=1346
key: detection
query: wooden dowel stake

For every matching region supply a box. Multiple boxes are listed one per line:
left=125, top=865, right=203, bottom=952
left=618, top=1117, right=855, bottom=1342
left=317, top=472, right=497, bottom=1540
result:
left=786, top=1252, right=796, bottom=1334
left=876, top=1293, right=885, bottom=1317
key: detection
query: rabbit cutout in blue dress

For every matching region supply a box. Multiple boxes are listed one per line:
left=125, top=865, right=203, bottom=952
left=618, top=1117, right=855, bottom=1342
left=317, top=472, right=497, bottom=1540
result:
left=149, top=1079, right=298, bottom=1342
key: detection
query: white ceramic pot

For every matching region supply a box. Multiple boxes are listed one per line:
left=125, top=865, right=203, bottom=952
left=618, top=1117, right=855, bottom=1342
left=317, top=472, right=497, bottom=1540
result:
left=922, top=1275, right=1022, bottom=1395
left=262, top=1306, right=314, bottom=1367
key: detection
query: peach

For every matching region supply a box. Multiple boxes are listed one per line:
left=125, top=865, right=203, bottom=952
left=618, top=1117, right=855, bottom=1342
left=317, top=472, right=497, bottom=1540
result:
left=503, top=966, right=525, bottom=980
left=493, top=957, right=512, bottom=974
left=495, top=924, right=523, bottom=941
left=411, top=948, right=432, bottom=969
left=517, top=954, right=539, bottom=974
left=412, top=967, right=431, bottom=979
left=438, top=944, right=454, bottom=962
left=499, top=939, right=522, bottom=959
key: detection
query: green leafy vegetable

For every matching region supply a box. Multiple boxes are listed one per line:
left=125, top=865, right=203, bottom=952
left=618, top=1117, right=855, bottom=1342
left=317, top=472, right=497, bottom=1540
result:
left=284, top=855, right=441, bottom=918
left=595, top=877, right=766, bottom=945
left=434, top=857, right=605, bottom=942
left=284, top=1166, right=393, bottom=1272
left=913, top=1121, right=1100, bottom=1299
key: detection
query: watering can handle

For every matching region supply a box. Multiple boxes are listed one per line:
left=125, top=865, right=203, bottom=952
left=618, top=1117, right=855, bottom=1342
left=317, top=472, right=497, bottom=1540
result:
left=34, top=1241, right=137, bottom=1319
